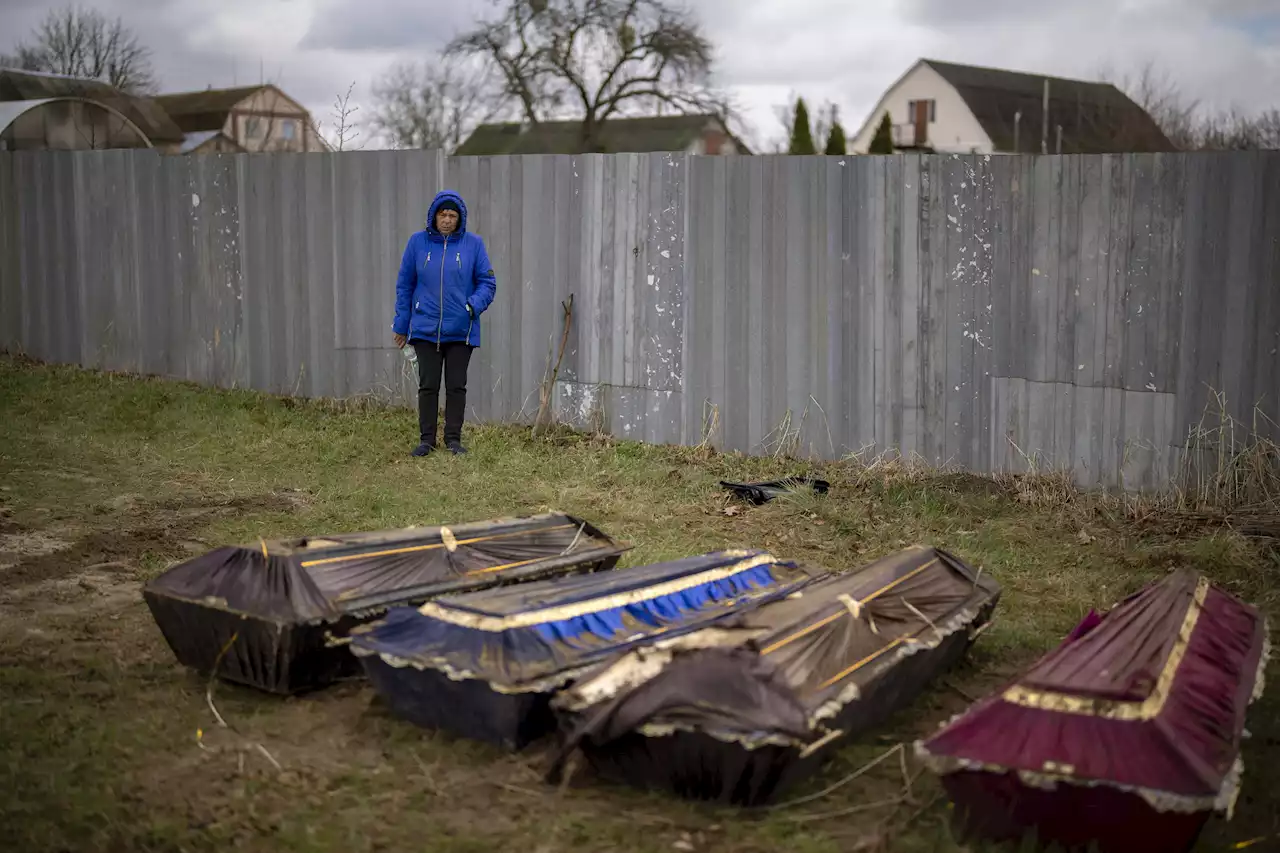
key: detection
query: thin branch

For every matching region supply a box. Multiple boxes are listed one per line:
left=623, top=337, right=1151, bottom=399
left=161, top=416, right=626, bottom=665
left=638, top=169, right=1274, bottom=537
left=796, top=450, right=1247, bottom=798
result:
left=324, top=81, right=362, bottom=151
left=942, top=677, right=977, bottom=703
left=205, top=630, right=240, bottom=729
left=552, top=16, right=593, bottom=114
left=560, top=522, right=586, bottom=555
left=590, top=2, right=648, bottom=105
left=534, top=294, right=575, bottom=436
left=766, top=743, right=904, bottom=811
left=201, top=629, right=283, bottom=772
left=788, top=795, right=906, bottom=824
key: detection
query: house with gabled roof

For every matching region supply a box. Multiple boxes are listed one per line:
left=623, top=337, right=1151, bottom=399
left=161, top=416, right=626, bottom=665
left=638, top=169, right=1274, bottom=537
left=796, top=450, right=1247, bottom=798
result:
left=850, top=59, right=1175, bottom=155
left=154, top=84, right=328, bottom=154
left=455, top=113, right=749, bottom=155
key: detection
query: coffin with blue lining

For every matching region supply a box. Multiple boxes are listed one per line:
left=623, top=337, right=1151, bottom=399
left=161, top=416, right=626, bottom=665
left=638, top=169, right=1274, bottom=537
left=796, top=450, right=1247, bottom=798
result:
left=349, top=550, right=824, bottom=750
left=547, top=546, right=1001, bottom=805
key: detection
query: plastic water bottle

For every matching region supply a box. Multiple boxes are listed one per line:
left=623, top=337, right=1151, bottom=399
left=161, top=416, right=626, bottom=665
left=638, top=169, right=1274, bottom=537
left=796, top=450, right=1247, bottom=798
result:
left=402, top=343, right=417, bottom=364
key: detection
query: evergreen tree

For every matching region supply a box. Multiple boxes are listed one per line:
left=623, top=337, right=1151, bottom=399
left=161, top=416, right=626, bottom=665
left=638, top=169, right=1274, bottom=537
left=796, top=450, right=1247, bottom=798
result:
left=868, top=112, right=894, bottom=154
left=788, top=97, right=816, bottom=154
left=824, top=120, right=847, bottom=155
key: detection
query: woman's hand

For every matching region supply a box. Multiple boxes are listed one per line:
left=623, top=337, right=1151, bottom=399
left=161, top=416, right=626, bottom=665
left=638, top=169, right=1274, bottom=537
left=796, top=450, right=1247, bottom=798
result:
left=393, top=333, right=407, bottom=349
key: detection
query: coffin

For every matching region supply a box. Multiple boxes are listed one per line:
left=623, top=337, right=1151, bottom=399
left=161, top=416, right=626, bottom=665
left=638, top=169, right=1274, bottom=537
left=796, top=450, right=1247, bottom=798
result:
left=548, top=546, right=1002, bottom=806
left=348, top=550, right=824, bottom=750
left=142, top=513, right=627, bottom=695
left=915, top=569, right=1270, bottom=853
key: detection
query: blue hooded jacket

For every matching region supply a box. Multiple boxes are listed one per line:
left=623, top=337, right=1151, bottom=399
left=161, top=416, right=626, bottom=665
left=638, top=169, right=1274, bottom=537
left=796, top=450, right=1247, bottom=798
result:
left=393, top=190, right=497, bottom=347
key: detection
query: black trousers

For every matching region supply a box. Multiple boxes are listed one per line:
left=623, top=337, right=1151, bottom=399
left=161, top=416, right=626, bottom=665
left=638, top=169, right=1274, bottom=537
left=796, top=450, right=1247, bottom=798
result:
left=412, top=341, right=474, bottom=445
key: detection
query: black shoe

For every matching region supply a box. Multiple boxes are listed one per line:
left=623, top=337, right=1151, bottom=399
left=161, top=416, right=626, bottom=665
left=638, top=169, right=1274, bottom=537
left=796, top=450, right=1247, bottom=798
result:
left=410, top=442, right=434, bottom=457
left=446, top=440, right=467, bottom=455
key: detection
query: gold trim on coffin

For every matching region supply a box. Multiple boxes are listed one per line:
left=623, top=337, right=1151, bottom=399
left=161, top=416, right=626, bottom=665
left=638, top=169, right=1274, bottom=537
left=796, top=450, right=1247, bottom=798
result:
left=299, top=523, right=578, bottom=568
left=915, top=609, right=1271, bottom=821
left=999, top=576, right=1210, bottom=721
left=414, top=551, right=773, bottom=632
left=329, top=556, right=555, bottom=602
left=913, top=740, right=1247, bottom=818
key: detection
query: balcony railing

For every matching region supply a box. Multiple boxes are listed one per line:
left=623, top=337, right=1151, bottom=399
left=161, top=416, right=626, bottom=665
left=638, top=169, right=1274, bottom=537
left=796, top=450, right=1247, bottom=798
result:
left=891, top=123, right=928, bottom=148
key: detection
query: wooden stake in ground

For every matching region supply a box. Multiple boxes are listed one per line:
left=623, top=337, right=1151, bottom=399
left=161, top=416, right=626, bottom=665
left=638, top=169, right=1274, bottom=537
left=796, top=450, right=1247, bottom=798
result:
left=534, top=294, right=574, bottom=437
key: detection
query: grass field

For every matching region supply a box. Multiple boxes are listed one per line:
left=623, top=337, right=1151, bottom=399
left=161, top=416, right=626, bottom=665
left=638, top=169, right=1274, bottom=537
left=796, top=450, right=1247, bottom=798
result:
left=1, top=353, right=1277, bottom=853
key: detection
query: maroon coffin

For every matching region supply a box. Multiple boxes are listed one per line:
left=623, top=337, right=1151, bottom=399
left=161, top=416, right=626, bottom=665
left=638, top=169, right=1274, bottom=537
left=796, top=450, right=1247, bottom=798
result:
left=915, top=569, right=1269, bottom=853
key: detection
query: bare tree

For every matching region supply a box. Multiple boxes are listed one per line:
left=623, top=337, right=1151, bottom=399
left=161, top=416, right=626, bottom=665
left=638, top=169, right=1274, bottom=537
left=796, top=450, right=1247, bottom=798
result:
left=1102, top=60, right=1280, bottom=151
left=367, top=59, right=495, bottom=151
left=3, top=5, right=157, bottom=93
left=447, top=0, right=727, bottom=153
left=319, top=82, right=363, bottom=151
left=1100, top=60, right=1200, bottom=149
left=1196, top=107, right=1280, bottom=150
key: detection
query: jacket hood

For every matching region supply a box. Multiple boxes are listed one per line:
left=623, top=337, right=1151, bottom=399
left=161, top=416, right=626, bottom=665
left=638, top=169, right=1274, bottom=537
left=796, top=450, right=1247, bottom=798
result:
left=426, top=189, right=468, bottom=237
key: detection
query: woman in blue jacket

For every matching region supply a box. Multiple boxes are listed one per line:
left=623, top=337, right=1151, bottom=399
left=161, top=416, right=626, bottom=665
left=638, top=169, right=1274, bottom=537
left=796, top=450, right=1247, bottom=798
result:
left=392, top=190, right=497, bottom=456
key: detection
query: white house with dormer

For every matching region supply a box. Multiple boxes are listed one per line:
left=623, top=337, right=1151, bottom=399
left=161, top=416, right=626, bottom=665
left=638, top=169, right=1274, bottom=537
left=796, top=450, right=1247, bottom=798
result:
left=849, top=58, right=1174, bottom=155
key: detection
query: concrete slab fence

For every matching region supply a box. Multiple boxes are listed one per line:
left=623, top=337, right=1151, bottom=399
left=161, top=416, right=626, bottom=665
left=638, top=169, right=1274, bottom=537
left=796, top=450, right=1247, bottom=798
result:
left=2, top=149, right=1277, bottom=489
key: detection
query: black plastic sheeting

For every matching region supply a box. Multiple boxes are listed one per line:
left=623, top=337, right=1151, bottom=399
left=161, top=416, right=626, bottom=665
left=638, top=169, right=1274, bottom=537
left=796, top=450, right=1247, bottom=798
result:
left=142, top=513, right=627, bottom=694
left=565, top=622, right=984, bottom=805
left=719, top=477, right=830, bottom=505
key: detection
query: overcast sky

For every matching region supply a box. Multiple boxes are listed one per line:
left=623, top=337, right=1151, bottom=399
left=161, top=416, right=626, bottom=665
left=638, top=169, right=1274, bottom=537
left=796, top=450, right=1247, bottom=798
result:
left=2, top=0, right=1278, bottom=149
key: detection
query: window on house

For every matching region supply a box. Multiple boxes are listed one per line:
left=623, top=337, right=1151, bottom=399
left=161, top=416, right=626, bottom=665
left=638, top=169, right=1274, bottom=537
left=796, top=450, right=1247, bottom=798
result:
left=907, top=99, right=937, bottom=122
left=281, top=119, right=296, bottom=141
left=245, top=117, right=263, bottom=138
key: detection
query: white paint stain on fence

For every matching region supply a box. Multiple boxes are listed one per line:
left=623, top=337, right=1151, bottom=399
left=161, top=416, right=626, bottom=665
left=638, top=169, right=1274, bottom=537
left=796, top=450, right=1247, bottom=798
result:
left=947, top=158, right=996, bottom=356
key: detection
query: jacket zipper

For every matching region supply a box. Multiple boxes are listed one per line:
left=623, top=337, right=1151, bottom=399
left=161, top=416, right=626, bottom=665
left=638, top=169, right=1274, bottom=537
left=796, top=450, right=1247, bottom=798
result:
left=459, top=251, right=473, bottom=346
left=436, top=234, right=449, bottom=351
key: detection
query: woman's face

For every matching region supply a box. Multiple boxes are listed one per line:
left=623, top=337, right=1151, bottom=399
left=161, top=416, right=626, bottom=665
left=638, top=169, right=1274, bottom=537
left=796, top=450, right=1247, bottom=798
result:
left=435, top=208, right=459, bottom=235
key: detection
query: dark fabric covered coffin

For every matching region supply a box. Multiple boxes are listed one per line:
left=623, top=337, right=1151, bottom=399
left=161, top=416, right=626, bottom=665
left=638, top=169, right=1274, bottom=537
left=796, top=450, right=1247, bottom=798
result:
left=915, top=568, right=1270, bottom=853
left=349, top=550, right=824, bottom=750
left=142, top=513, right=627, bottom=695
left=548, top=546, right=1002, bottom=806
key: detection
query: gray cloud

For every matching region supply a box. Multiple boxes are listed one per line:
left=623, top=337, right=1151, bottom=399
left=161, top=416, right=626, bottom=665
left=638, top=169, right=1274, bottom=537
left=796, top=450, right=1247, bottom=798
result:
left=898, top=0, right=1060, bottom=25
left=1201, top=0, right=1280, bottom=14
left=301, top=0, right=478, bottom=51
left=902, top=0, right=1280, bottom=25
